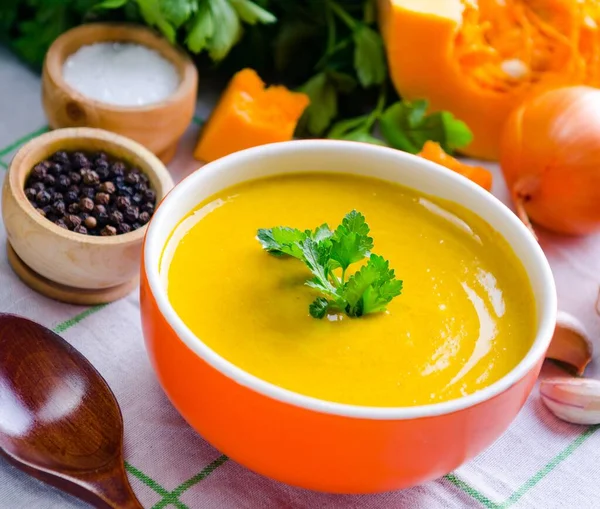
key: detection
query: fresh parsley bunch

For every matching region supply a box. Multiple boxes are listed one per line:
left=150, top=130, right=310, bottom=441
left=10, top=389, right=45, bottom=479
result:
left=258, top=210, right=403, bottom=319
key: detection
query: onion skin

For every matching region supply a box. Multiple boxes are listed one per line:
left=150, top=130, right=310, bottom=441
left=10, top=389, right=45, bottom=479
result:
left=501, top=86, right=600, bottom=236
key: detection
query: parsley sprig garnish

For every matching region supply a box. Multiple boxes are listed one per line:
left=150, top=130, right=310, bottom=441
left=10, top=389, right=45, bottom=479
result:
left=257, top=210, right=403, bottom=319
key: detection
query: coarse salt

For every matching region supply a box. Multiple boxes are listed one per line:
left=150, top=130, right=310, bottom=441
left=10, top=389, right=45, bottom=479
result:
left=62, top=42, right=180, bottom=107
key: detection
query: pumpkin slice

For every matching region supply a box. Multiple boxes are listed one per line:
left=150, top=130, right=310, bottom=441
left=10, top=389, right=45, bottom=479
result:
left=379, top=0, right=600, bottom=160
left=194, top=69, right=310, bottom=163
left=418, top=141, right=492, bottom=191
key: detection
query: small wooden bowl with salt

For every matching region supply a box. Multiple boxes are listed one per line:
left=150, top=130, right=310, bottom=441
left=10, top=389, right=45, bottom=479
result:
left=42, top=23, right=198, bottom=164
left=2, top=127, right=174, bottom=305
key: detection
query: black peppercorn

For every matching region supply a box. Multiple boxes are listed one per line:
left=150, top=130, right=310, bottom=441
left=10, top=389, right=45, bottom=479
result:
left=124, top=206, right=139, bottom=223
left=56, top=174, right=71, bottom=190
left=32, top=182, right=45, bottom=193
left=25, top=188, right=37, bottom=201
left=69, top=171, right=82, bottom=185
left=84, top=216, right=97, bottom=229
left=92, top=204, right=106, bottom=217
left=98, top=181, right=116, bottom=194
left=73, top=225, right=88, bottom=235
left=139, top=172, right=149, bottom=184
left=79, top=197, right=94, bottom=212
left=54, top=219, right=68, bottom=229
left=141, top=203, right=154, bottom=214
left=52, top=151, right=70, bottom=165
left=96, top=166, right=110, bottom=181
left=131, top=222, right=142, bottom=230
left=116, top=196, right=130, bottom=210
left=72, top=152, right=90, bottom=170
left=52, top=200, right=66, bottom=216
left=83, top=170, right=99, bottom=186
left=143, top=189, right=156, bottom=203
left=111, top=162, right=126, bottom=177
left=67, top=203, right=80, bottom=214
left=95, top=192, right=110, bottom=205
left=47, top=162, right=62, bottom=176
left=138, top=211, right=151, bottom=225
left=101, top=225, right=117, bottom=236
left=117, top=183, right=133, bottom=197
left=95, top=152, right=108, bottom=162
left=108, top=210, right=123, bottom=225
left=36, top=208, right=46, bottom=217
left=43, top=174, right=56, bottom=187
left=125, top=172, right=140, bottom=185
left=36, top=190, right=51, bottom=205
left=80, top=186, right=95, bottom=199
left=132, top=193, right=143, bottom=205
left=65, top=214, right=82, bottom=229
left=96, top=211, right=110, bottom=227
left=117, top=223, right=132, bottom=234
left=64, top=190, right=79, bottom=204
left=30, top=164, right=47, bottom=181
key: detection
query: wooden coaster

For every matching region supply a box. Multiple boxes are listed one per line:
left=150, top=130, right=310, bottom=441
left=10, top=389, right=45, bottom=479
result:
left=7, top=243, right=139, bottom=306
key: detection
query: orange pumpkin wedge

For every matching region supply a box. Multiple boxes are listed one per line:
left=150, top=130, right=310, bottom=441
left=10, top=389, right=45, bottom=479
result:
left=418, top=141, right=492, bottom=191
left=379, top=0, right=600, bottom=160
left=194, top=69, right=310, bottom=163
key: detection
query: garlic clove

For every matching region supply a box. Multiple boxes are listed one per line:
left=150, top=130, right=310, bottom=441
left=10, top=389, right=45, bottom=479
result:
left=545, top=311, right=593, bottom=375
left=540, top=377, right=600, bottom=425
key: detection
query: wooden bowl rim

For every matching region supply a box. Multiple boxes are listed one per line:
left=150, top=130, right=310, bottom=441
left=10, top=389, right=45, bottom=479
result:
left=44, top=22, right=198, bottom=113
left=8, top=127, right=174, bottom=246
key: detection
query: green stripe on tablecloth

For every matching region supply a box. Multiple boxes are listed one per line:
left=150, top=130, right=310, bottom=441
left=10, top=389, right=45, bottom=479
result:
left=445, top=473, right=499, bottom=508
left=125, top=463, right=172, bottom=499
left=501, top=425, right=600, bottom=508
left=192, top=115, right=204, bottom=126
left=0, top=160, right=7, bottom=169
left=0, top=125, right=49, bottom=161
left=169, top=455, right=228, bottom=498
left=152, top=455, right=229, bottom=509
left=52, top=304, right=107, bottom=334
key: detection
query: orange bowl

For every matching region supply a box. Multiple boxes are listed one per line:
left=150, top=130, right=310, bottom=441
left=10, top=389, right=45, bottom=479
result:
left=140, top=140, right=557, bottom=493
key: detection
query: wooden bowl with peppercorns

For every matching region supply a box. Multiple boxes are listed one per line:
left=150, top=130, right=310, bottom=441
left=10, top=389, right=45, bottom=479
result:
left=2, top=127, right=174, bottom=305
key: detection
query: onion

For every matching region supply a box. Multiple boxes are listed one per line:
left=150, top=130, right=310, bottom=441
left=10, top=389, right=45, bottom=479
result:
left=500, top=86, right=600, bottom=236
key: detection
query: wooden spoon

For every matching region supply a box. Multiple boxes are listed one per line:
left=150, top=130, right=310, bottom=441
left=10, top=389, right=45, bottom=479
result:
left=0, top=314, right=142, bottom=508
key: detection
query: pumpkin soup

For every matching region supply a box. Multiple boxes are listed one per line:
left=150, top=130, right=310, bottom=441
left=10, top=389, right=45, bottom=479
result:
left=163, top=173, right=536, bottom=407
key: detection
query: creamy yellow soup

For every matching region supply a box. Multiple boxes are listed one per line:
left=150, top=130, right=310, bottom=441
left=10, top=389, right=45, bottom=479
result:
left=163, top=173, right=536, bottom=407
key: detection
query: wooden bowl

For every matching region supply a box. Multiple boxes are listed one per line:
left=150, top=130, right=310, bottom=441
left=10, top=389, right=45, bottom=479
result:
left=2, top=127, right=174, bottom=305
left=42, top=23, right=198, bottom=164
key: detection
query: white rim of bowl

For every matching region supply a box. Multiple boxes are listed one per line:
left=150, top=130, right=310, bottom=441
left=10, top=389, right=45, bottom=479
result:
left=144, top=140, right=557, bottom=420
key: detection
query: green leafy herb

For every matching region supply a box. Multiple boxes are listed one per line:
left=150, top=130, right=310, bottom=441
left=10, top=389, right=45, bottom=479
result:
left=258, top=211, right=403, bottom=319
left=380, top=99, right=473, bottom=154
left=353, top=25, right=386, bottom=87
left=298, top=72, right=338, bottom=136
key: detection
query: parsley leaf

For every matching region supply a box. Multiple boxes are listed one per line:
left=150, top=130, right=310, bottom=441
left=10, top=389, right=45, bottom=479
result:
left=309, top=297, right=330, bottom=319
left=330, top=210, right=373, bottom=271
left=257, top=227, right=306, bottom=259
left=344, top=254, right=403, bottom=316
left=380, top=99, right=473, bottom=154
left=353, top=25, right=386, bottom=87
left=230, top=0, right=276, bottom=25
left=298, top=72, right=338, bottom=136
left=258, top=211, right=402, bottom=320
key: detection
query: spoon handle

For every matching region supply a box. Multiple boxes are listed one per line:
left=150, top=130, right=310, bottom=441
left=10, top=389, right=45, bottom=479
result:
left=78, top=464, right=144, bottom=509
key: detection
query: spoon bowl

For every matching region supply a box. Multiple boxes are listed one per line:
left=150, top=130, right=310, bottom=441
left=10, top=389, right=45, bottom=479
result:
left=0, top=314, right=142, bottom=508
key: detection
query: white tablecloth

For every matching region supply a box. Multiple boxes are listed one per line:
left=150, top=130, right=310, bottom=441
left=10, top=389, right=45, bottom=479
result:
left=1, top=45, right=599, bottom=509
